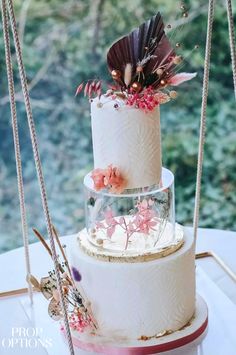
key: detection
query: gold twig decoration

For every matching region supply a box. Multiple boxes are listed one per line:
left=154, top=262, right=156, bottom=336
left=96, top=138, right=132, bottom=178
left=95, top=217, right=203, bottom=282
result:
left=33, top=228, right=65, bottom=275
left=196, top=251, right=236, bottom=283
left=52, top=225, right=73, bottom=280
left=0, top=287, right=37, bottom=298
left=33, top=228, right=52, bottom=257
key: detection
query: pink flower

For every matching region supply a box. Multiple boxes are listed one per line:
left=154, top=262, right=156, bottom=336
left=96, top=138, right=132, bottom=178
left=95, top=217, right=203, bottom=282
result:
left=91, top=165, right=126, bottom=194
left=133, top=199, right=158, bottom=234
left=95, top=198, right=159, bottom=246
left=106, top=166, right=127, bottom=194
left=69, top=310, right=93, bottom=333
left=104, top=208, right=117, bottom=226
left=104, top=208, right=118, bottom=238
left=91, top=168, right=106, bottom=191
left=126, top=86, right=159, bottom=112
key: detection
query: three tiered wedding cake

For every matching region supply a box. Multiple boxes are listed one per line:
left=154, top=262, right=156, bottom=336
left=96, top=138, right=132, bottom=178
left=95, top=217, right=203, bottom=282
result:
left=69, top=11, right=206, bottom=353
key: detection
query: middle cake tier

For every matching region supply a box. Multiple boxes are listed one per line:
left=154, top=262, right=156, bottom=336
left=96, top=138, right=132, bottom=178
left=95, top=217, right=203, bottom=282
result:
left=84, top=167, right=180, bottom=256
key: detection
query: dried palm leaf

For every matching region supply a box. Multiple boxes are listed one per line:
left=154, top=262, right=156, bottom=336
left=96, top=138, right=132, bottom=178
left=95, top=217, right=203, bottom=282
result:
left=107, top=12, right=176, bottom=90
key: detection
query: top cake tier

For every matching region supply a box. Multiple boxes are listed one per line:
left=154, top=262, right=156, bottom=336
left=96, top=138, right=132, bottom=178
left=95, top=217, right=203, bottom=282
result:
left=76, top=12, right=197, bottom=194
left=91, top=96, right=162, bottom=189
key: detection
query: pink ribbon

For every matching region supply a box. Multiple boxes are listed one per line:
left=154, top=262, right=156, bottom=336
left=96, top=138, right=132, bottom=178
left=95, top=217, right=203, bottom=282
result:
left=66, top=316, right=208, bottom=354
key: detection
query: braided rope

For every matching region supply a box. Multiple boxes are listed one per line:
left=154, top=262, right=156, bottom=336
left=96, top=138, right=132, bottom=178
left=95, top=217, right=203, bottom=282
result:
left=225, top=0, right=236, bottom=100
left=193, top=0, right=215, bottom=243
left=1, top=0, right=33, bottom=303
left=5, top=0, right=74, bottom=353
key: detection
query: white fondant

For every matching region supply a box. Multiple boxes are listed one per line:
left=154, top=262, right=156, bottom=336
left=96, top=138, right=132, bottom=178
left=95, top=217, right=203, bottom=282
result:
left=91, top=96, right=162, bottom=189
left=70, top=294, right=207, bottom=350
left=70, top=227, right=195, bottom=340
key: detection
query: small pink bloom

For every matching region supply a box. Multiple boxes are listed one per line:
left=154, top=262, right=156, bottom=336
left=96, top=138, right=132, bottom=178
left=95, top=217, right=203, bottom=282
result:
left=133, top=198, right=158, bottom=235
left=91, top=168, right=106, bottom=191
left=106, top=166, right=127, bottom=194
left=104, top=208, right=117, bottom=226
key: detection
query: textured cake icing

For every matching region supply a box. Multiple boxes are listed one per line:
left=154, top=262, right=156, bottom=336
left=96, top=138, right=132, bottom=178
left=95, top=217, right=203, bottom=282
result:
left=91, top=96, right=162, bottom=189
left=70, top=228, right=195, bottom=340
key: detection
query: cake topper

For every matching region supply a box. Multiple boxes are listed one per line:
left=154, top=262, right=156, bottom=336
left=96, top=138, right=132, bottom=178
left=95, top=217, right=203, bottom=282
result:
left=76, top=12, right=197, bottom=109
left=107, top=12, right=177, bottom=91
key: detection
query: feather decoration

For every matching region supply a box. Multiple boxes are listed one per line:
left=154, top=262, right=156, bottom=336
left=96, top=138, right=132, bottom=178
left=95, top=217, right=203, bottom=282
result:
left=124, top=63, right=132, bottom=86
left=107, top=12, right=176, bottom=90
left=168, top=72, right=197, bottom=86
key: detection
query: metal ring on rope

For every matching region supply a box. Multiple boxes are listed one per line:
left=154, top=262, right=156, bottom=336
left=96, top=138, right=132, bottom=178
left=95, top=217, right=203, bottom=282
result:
left=2, top=0, right=75, bottom=353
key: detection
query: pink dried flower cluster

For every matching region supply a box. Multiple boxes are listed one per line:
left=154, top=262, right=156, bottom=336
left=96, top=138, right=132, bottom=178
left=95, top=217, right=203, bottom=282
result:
left=133, top=199, right=157, bottom=234
left=91, top=165, right=126, bottom=194
left=96, top=199, right=158, bottom=248
left=126, top=86, right=160, bottom=112
left=69, top=310, right=94, bottom=333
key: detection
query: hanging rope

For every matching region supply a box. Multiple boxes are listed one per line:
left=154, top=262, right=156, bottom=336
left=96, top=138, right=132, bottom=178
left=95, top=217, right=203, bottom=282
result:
left=225, top=0, right=236, bottom=100
left=3, top=0, right=75, bottom=353
left=1, top=0, right=33, bottom=303
left=193, top=0, right=215, bottom=244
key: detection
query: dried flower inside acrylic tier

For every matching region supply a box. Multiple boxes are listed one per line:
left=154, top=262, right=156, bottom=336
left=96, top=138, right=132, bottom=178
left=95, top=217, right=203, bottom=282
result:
left=27, top=226, right=98, bottom=334
left=96, top=199, right=159, bottom=250
left=76, top=10, right=197, bottom=112
left=87, top=193, right=172, bottom=251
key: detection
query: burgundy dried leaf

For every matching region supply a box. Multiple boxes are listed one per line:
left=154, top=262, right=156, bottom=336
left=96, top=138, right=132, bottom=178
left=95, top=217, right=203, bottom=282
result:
left=95, top=81, right=101, bottom=91
left=89, top=81, right=96, bottom=97
left=107, top=12, right=176, bottom=89
left=84, top=82, right=90, bottom=97
left=75, top=83, right=84, bottom=96
left=91, top=81, right=96, bottom=89
left=97, top=88, right=102, bottom=99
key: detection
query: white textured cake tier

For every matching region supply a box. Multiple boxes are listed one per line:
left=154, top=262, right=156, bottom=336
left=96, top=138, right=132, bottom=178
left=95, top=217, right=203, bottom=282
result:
left=91, top=96, right=162, bottom=189
left=70, top=227, right=195, bottom=340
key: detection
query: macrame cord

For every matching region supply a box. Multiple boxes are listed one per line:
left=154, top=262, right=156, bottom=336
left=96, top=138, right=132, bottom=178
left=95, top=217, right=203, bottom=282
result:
left=226, top=0, right=236, bottom=99
left=1, top=0, right=33, bottom=304
left=1, top=0, right=75, bottom=353
left=193, top=0, right=236, bottom=243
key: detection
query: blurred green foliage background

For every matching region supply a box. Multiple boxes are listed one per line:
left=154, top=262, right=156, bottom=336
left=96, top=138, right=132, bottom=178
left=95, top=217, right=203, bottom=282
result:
left=0, top=0, right=235, bottom=252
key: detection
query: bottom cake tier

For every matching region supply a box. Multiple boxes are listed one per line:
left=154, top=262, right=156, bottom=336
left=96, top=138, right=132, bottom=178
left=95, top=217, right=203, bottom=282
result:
left=69, top=225, right=196, bottom=342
